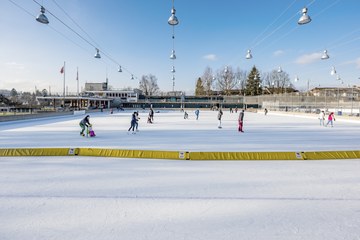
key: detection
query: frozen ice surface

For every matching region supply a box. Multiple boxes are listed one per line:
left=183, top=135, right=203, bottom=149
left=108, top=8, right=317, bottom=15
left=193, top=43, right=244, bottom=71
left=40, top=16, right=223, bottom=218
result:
left=0, top=110, right=360, bottom=240
left=0, top=110, right=359, bottom=151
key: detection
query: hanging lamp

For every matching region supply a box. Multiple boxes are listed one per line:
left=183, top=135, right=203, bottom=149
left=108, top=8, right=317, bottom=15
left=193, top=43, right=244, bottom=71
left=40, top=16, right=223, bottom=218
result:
left=330, top=66, right=336, bottom=76
left=168, top=8, right=179, bottom=26
left=246, top=49, right=252, bottom=59
left=170, top=50, right=176, bottom=59
left=94, top=48, right=101, bottom=58
left=321, top=50, right=329, bottom=60
left=298, top=7, right=311, bottom=25
left=36, top=6, right=49, bottom=24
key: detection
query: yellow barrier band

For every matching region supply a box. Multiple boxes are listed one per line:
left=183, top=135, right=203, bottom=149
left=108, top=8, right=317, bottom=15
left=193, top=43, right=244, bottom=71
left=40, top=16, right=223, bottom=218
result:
left=189, top=151, right=302, bottom=160
left=78, top=148, right=181, bottom=160
left=0, top=148, right=359, bottom=160
left=0, top=148, right=72, bottom=156
left=302, top=151, right=360, bottom=160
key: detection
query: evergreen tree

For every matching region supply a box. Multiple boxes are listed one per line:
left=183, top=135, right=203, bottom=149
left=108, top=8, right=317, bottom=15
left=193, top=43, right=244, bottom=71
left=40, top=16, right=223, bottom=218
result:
left=195, top=77, right=205, bottom=96
left=245, top=66, right=262, bottom=96
left=10, top=88, right=18, bottom=102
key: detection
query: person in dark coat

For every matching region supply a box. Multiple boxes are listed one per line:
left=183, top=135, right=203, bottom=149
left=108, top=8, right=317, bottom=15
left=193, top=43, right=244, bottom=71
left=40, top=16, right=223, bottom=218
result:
left=128, top=112, right=137, bottom=133
left=149, top=107, right=154, bottom=122
left=79, top=115, right=91, bottom=136
left=218, top=109, right=223, bottom=128
left=238, top=109, right=244, bottom=132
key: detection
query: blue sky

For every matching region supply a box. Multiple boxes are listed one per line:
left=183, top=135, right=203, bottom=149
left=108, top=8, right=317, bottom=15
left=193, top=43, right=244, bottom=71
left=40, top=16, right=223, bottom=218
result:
left=1, top=0, right=360, bottom=94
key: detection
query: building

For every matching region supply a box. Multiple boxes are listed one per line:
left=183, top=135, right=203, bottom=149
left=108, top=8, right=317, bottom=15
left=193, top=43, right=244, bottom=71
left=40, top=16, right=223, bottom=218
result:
left=84, top=82, right=108, bottom=91
left=310, top=86, right=360, bottom=99
left=83, top=90, right=138, bottom=103
left=36, top=96, right=112, bottom=110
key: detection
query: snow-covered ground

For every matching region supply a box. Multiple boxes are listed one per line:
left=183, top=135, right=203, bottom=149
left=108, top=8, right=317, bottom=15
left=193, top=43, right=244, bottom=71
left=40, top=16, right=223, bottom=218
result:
left=1, top=110, right=360, bottom=240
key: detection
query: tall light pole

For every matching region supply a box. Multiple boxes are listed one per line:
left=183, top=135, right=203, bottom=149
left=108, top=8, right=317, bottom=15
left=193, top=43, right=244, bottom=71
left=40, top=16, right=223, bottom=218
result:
left=168, top=0, right=179, bottom=92
left=325, top=88, right=327, bottom=111
left=350, top=84, right=354, bottom=116
left=336, top=75, right=342, bottom=114
left=307, top=79, right=310, bottom=96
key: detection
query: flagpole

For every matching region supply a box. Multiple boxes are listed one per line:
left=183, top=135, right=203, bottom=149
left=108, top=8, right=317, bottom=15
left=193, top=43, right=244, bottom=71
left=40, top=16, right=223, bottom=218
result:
left=63, top=61, right=66, bottom=108
left=77, top=67, right=79, bottom=96
left=77, top=67, right=80, bottom=109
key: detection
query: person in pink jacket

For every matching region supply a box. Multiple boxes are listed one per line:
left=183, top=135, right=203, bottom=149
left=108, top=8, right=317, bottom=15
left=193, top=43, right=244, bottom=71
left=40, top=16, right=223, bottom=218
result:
left=326, top=112, right=335, bottom=127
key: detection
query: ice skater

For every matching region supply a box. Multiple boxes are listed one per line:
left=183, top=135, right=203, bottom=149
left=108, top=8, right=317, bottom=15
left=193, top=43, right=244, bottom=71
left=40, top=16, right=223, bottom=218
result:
left=184, top=111, right=189, bottom=119
left=238, top=109, right=244, bottom=132
left=149, top=107, right=154, bottom=122
left=88, top=124, right=96, bottom=137
left=218, top=108, right=223, bottom=128
left=326, top=112, right=335, bottom=127
left=79, top=115, right=91, bottom=136
left=135, top=111, right=140, bottom=131
left=128, top=112, right=137, bottom=133
left=195, top=109, right=200, bottom=120
left=147, top=112, right=153, bottom=123
left=264, top=108, right=268, bottom=115
left=318, top=110, right=325, bottom=126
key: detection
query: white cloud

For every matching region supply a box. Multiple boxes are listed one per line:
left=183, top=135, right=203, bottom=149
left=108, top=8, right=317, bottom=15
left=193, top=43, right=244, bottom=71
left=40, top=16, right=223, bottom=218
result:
left=203, top=54, right=217, bottom=61
left=273, top=50, right=285, bottom=57
left=355, top=58, right=360, bottom=68
left=338, top=57, right=360, bottom=68
left=5, top=62, right=25, bottom=69
left=295, top=52, right=322, bottom=65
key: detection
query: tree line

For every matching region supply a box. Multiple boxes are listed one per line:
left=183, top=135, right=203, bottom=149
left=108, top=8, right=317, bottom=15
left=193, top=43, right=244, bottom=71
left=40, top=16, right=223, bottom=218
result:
left=195, top=65, right=294, bottom=96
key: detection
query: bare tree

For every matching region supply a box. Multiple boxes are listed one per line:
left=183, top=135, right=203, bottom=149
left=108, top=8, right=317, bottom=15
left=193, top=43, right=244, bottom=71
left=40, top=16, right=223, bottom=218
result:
left=201, top=66, right=214, bottom=96
left=139, top=74, right=160, bottom=96
left=268, top=70, right=291, bottom=94
left=235, top=67, right=247, bottom=95
left=215, top=66, right=237, bottom=95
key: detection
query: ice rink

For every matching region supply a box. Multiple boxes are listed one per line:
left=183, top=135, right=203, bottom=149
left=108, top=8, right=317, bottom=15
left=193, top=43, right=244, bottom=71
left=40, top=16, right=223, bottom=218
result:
left=1, top=110, right=360, bottom=240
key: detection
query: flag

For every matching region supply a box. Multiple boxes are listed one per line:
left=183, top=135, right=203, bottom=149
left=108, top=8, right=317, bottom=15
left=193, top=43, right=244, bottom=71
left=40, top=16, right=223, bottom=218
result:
left=60, top=66, right=64, bottom=74
left=76, top=68, right=79, bottom=81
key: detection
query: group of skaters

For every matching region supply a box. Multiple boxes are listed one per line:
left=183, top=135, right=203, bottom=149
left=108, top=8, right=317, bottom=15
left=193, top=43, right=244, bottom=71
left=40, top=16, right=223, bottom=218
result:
left=185, top=108, right=245, bottom=132
left=79, top=106, right=339, bottom=137
left=79, top=106, right=247, bottom=136
left=78, top=107, right=155, bottom=136
left=319, top=110, right=336, bottom=127
left=217, top=108, right=245, bottom=132
left=183, top=108, right=200, bottom=120
left=128, top=107, right=154, bottom=134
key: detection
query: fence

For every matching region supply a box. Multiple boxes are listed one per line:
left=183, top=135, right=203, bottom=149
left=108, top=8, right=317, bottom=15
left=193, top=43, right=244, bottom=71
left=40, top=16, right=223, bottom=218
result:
left=223, top=93, right=360, bottom=116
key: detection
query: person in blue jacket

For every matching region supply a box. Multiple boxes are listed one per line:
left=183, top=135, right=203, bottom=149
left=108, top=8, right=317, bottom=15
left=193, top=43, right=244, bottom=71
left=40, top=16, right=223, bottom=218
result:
left=128, top=112, right=137, bottom=133
left=195, top=109, right=200, bottom=120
